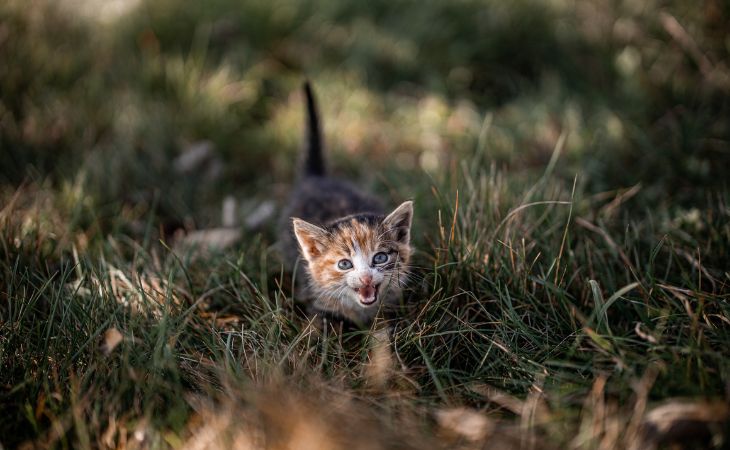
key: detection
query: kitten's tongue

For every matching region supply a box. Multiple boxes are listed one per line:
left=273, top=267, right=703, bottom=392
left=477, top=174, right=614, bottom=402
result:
left=359, top=285, right=377, bottom=304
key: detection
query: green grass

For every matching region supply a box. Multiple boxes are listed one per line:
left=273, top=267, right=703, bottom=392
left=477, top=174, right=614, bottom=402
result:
left=1, top=0, right=729, bottom=448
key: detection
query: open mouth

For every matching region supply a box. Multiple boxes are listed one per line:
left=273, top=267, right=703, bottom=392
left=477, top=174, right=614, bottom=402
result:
left=354, top=284, right=379, bottom=306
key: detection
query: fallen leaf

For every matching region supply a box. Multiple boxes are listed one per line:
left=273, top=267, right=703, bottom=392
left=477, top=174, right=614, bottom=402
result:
left=101, top=327, right=123, bottom=355
left=640, top=399, right=729, bottom=448
left=434, top=407, right=494, bottom=442
left=179, top=228, right=242, bottom=251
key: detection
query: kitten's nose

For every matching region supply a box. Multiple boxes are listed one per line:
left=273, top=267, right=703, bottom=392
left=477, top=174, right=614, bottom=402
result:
left=359, top=274, right=373, bottom=286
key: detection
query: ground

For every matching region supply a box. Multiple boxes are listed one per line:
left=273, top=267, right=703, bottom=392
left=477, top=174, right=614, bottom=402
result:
left=1, top=0, right=729, bottom=448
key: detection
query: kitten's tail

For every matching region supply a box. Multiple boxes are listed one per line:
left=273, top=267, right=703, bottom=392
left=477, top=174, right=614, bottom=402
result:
left=302, top=81, right=325, bottom=177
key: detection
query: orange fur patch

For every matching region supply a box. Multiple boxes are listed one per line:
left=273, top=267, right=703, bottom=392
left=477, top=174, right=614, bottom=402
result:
left=298, top=214, right=412, bottom=295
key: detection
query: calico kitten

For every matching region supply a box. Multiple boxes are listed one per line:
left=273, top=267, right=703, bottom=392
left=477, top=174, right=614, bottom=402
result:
left=279, top=82, right=413, bottom=326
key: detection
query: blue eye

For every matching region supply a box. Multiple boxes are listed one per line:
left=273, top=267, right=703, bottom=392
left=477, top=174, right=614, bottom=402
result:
left=337, top=259, right=353, bottom=270
left=372, top=252, right=388, bottom=265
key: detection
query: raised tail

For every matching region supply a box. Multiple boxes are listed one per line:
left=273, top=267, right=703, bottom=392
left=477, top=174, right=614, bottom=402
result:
left=302, top=81, right=325, bottom=177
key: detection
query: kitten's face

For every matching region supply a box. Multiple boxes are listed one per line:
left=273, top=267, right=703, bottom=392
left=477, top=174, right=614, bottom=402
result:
left=292, top=201, right=413, bottom=309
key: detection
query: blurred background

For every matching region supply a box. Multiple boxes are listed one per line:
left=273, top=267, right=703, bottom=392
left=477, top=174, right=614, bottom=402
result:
left=2, top=0, right=728, bottom=239
left=2, top=1, right=730, bottom=448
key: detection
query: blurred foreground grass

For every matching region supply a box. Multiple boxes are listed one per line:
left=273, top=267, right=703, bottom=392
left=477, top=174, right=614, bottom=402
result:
left=1, top=0, right=729, bottom=448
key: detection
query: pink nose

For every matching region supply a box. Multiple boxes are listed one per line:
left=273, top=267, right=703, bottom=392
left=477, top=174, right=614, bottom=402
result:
left=360, top=274, right=373, bottom=286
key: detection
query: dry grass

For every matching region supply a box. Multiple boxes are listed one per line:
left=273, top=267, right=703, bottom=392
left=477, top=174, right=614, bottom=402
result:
left=2, top=0, right=730, bottom=448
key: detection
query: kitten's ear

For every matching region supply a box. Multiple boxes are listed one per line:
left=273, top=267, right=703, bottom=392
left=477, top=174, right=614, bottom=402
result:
left=292, top=218, right=329, bottom=261
left=382, top=201, right=413, bottom=245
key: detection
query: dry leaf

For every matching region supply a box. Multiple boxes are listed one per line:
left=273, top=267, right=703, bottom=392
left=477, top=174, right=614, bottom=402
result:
left=174, top=141, right=215, bottom=174
left=179, top=228, right=242, bottom=251
left=434, top=407, right=495, bottom=442
left=101, top=328, right=123, bottom=355
left=640, top=399, right=729, bottom=448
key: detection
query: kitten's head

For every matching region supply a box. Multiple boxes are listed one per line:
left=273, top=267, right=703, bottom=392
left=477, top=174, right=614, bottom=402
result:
left=292, top=201, right=413, bottom=309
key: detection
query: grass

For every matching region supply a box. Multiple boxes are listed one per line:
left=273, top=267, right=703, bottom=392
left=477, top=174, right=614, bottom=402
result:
left=1, top=0, right=729, bottom=448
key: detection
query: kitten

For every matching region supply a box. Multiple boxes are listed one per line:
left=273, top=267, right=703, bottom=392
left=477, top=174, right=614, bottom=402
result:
left=278, top=82, right=413, bottom=326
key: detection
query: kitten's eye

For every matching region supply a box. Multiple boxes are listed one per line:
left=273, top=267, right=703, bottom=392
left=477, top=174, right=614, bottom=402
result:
left=372, top=252, right=388, bottom=265
left=337, top=259, right=353, bottom=270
